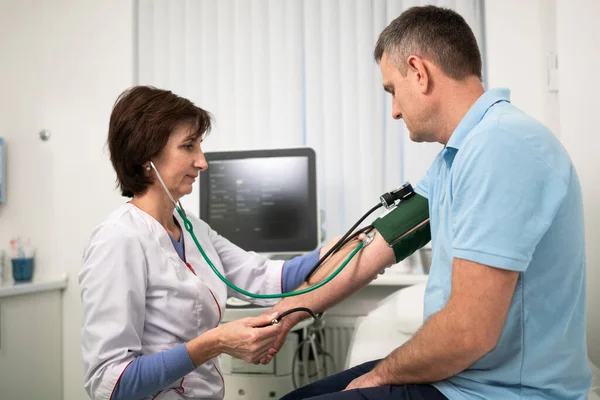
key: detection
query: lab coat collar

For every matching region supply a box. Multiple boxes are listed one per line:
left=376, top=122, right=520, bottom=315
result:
left=127, top=204, right=192, bottom=278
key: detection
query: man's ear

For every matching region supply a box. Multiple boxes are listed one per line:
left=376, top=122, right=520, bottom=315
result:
left=407, top=55, right=430, bottom=94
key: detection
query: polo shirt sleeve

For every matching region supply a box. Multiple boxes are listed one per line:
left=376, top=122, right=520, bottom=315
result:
left=450, top=129, right=568, bottom=272
left=415, top=172, right=430, bottom=199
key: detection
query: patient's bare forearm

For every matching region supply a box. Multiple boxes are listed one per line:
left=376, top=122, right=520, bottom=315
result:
left=272, top=231, right=395, bottom=324
left=371, top=257, right=518, bottom=385
left=372, top=308, right=486, bottom=385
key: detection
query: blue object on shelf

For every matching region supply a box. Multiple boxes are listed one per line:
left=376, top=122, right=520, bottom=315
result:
left=12, top=258, right=34, bottom=282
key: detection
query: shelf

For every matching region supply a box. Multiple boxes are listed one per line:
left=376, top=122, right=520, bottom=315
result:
left=0, top=274, right=68, bottom=298
left=369, top=273, right=428, bottom=286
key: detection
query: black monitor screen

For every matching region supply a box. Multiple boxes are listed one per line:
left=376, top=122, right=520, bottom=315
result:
left=200, top=148, right=318, bottom=253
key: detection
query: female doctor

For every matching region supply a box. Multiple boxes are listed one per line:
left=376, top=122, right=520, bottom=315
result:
left=79, top=86, right=322, bottom=400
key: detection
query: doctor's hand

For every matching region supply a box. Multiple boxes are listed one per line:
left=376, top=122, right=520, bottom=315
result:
left=216, top=313, right=282, bottom=364
left=258, top=312, right=297, bottom=365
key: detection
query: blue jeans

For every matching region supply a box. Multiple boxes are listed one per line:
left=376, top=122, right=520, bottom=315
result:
left=280, top=359, right=447, bottom=400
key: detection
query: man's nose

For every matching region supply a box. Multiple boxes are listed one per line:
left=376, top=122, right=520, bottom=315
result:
left=392, top=104, right=402, bottom=120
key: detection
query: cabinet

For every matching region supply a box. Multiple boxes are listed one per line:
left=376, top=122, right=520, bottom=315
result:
left=0, top=277, right=67, bottom=400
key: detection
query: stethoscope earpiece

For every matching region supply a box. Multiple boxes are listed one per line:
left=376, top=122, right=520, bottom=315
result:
left=149, top=160, right=187, bottom=217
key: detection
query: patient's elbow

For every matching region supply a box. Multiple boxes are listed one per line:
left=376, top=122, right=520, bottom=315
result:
left=457, top=324, right=499, bottom=359
left=475, top=333, right=498, bottom=356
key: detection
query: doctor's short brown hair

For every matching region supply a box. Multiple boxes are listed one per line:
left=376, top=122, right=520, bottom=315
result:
left=107, top=86, right=212, bottom=197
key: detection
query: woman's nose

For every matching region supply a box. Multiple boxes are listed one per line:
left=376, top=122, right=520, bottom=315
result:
left=195, top=153, right=208, bottom=171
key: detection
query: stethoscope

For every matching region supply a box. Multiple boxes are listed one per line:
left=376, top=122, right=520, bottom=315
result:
left=149, top=160, right=367, bottom=300
left=148, top=160, right=408, bottom=324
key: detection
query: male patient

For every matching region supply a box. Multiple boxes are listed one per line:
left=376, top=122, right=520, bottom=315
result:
left=264, top=5, right=592, bottom=400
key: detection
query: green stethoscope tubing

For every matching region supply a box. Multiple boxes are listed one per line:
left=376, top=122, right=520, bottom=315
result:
left=177, top=207, right=364, bottom=299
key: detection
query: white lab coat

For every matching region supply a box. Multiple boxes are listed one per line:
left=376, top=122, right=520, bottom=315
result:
left=79, top=203, right=284, bottom=400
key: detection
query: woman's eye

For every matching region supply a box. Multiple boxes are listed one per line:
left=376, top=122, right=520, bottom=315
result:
left=183, top=144, right=194, bottom=150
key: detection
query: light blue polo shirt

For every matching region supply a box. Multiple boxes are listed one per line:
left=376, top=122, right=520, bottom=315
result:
left=415, top=88, right=591, bottom=399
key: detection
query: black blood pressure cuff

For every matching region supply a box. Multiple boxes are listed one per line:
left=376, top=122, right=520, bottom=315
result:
left=371, top=193, right=431, bottom=263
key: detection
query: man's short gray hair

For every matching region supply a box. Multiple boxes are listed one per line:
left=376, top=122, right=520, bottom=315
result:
left=374, top=5, right=482, bottom=80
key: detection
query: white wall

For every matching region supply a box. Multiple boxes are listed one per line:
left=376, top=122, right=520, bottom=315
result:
left=0, top=1, right=133, bottom=398
left=555, top=0, right=600, bottom=368
left=485, top=0, right=600, bottom=367
left=484, top=0, right=560, bottom=134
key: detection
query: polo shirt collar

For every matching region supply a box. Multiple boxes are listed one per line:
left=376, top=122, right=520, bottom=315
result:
left=445, top=88, right=511, bottom=150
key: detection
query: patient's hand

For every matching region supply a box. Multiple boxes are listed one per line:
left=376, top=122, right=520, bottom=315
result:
left=257, top=231, right=371, bottom=365
left=344, top=371, right=382, bottom=391
left=257, top=312, right=298, bottom=365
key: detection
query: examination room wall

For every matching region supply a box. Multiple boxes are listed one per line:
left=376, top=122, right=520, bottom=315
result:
left=0, top=1, right=134, bottom=399
left=0, top=1, right=598, bottom=399
left=485, top=0, right=600, bottom=367
left=555, top=0, right=600, bottom=368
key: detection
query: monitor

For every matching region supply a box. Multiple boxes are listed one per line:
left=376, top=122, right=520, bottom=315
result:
left=199, top=147, right=318, bottom=254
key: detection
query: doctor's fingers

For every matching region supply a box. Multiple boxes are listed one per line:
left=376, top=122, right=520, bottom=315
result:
left=245, top=312, right=280, bottom=328
left=252, top=333, right=281, bottom=353
left=259, top=355, right=274, bottom=365
left=232, top=340, right=275, bottom=363
left=248, top=340, right=279, bottom=363
left=234, top=338, right=278, bottom=363
left=259, top=349, right=278, bottom=365
left=237, top=330, right=279, bottom=354
left=249, top=322, right=282, bottom=341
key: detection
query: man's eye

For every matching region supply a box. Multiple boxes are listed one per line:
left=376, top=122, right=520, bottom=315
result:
left=183, top=144, right=194, bottom=150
